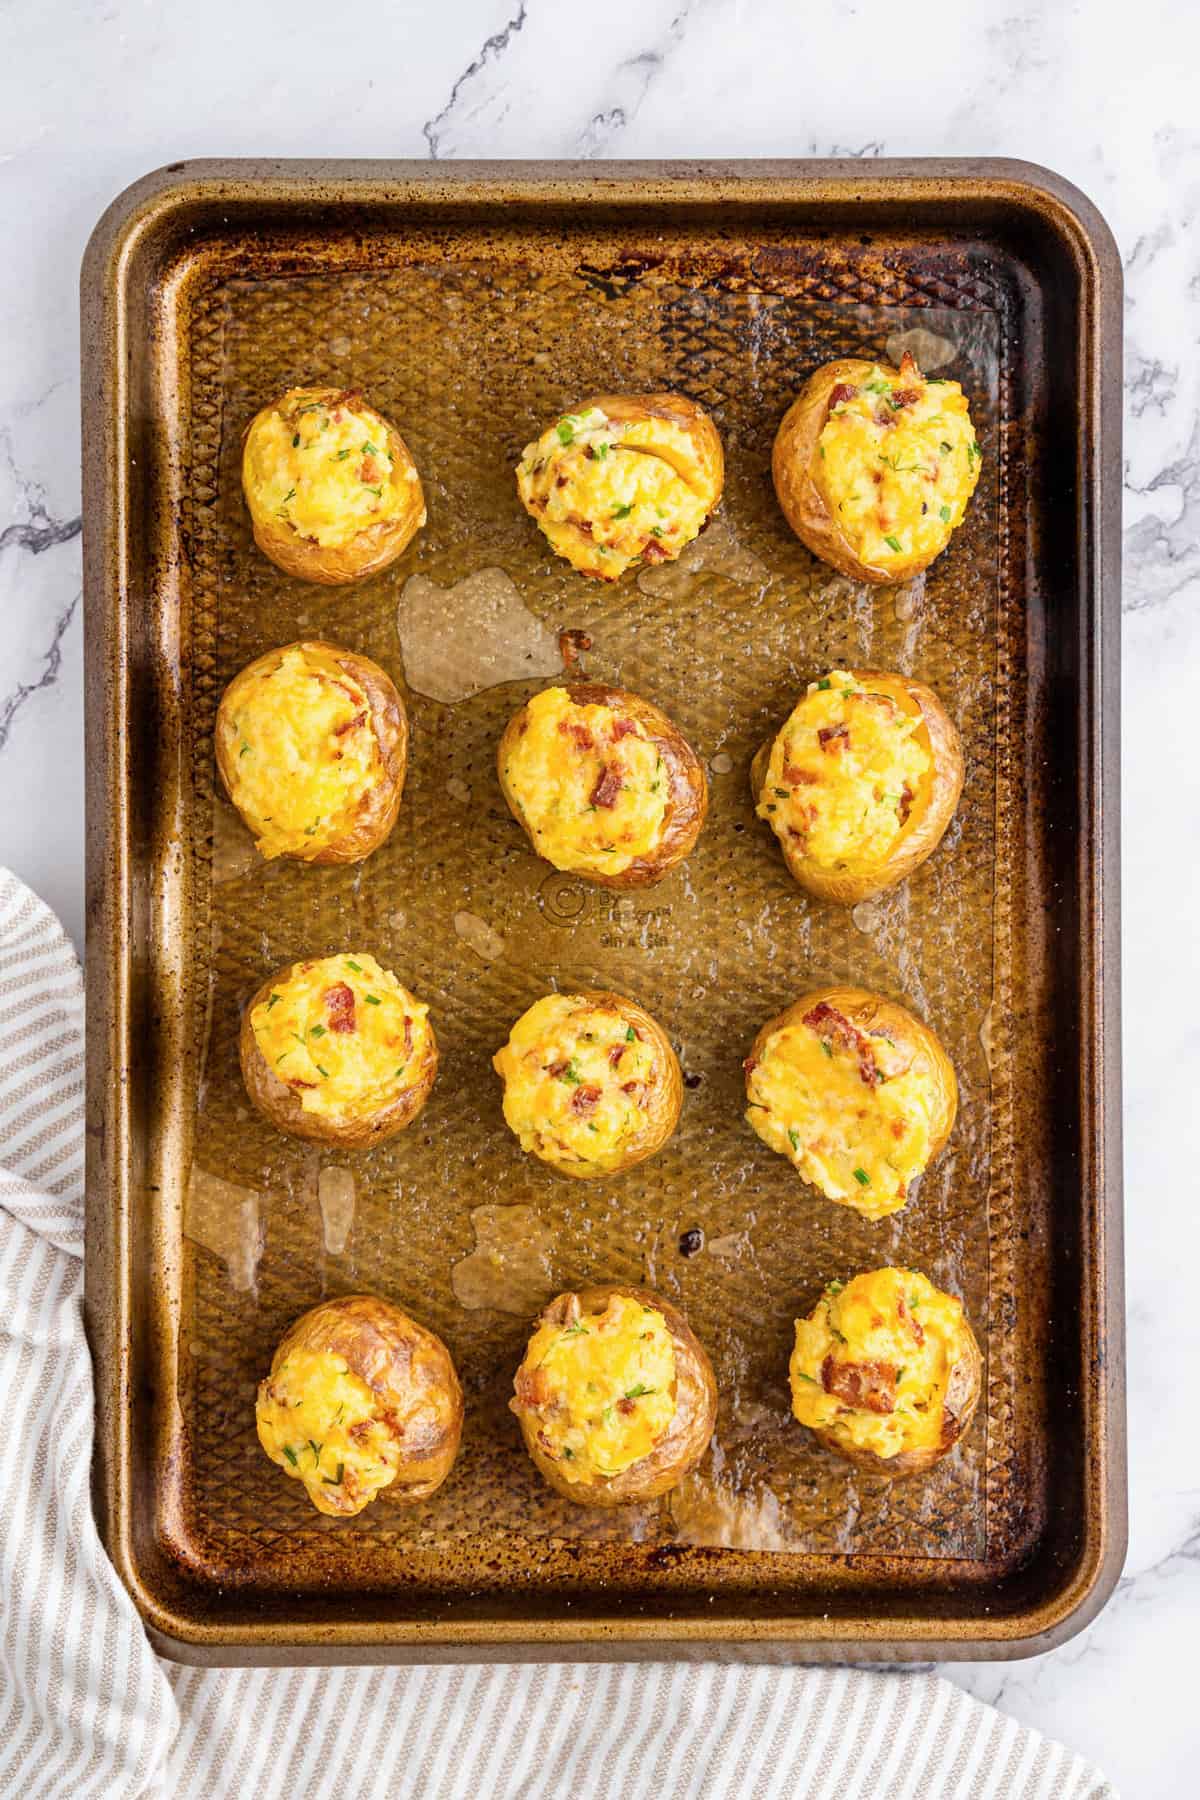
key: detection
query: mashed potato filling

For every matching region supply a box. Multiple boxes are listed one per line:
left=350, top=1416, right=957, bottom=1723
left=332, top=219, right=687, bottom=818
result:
left=756, top=669, right=930, bottom=871
left=789, top=1268, right=965, bottom=1460
left=493, top=993, right=658, bottom=1173
left=219, top=643, right=382, bottom=860
left=502, top=687, right=669, bottom=875
left=515, top=1294, right=677, bottom=1481
left=251, top=953, right=430, bottom=1123
left=745, top=1000, right=940, bottom=1218
left=517, top=405, right=712, bottom=578
left=243, top=387, right=421, bottom=549
left=814, top=355, right=980, bottom=573
left=256, top=1346, right=406, bottom=1516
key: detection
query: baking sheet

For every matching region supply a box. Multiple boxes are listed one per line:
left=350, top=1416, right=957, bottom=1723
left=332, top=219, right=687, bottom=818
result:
left=82, top=161, right=1124, bottom=1658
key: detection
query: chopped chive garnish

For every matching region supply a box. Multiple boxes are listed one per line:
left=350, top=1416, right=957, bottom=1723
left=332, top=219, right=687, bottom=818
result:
left=282, top=1445, right=298, bottom=1468
left=345, top=959, right=363, bottom=972
left=612, top=503, right=633, bottom=519
left=853, top=1167, right=871, bottom=1186
left=817, top=677, right=832, bottom=691
left=364, top=994, right=381, bottom=1005
left=884, top=534, right=902, bottom=553
left=939, top=504, right=952, bottom=522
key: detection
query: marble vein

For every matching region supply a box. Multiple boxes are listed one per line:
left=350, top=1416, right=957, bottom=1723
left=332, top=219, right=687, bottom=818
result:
left=422, top=3, right=528, bottom=160
left=0, top=591, right=79, bottom=753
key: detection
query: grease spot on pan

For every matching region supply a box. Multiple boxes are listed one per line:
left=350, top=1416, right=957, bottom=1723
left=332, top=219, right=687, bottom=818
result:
left=454, top=910, right=505, bottom=962
left=451, top=1204, right=554, bottom=1315
left=317, top=1166, right=356, bottom=1256
left=398, top=568, right=562, bottom=703
left=185, top=1167, right=263, bottom=1293
left=635, top=518, right=770, bottom=600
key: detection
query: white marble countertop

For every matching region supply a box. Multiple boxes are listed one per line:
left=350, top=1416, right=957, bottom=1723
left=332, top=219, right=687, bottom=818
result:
left=2, top=2, right=1194, bottom=1791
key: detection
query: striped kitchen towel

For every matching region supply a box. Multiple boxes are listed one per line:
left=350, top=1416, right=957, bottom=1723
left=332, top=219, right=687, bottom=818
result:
left=0, top=865, right=1115, bottom=1800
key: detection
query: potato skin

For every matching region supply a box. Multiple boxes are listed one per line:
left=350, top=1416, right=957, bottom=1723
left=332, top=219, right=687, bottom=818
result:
left=495, top=989, right=683, bottom=1180
left=215, top=639, right=408, bottom=865
left=512, top=1284, right=717, bottom=1505
left=269, top=1295, right=463, bottom=1502
left=811, top=1309, right=982, bottom=1480
left=750, top=668, right=964, bottom=903
left=773, top=357, right=945, bottom=584
left=587, top=391, right=725, bottom=496
left=497, top=682, right=708, bottom=889
left=238, top=964, right=438, bottom=1149
left=242, top=387, right=425, bottom=586
left=747, top=983, right=958, bottom=1173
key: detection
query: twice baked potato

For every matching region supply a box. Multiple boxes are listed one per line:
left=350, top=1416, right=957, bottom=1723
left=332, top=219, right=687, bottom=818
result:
left=772, top=352, right=981, bottom=583
left=242, top=385, right=426, bottom=584
left=750, top=667, right=963, bottom=903
left=789, top=1267, right=982, bottom=1478
left=240, top=953, right=437, bottom=1147
left=255, top=1293, right=463, bottom=1515
left=493, top=990, right=682, bottom=1179
left=497, top=683, right=707, bottom=887
left=214, top=639, right=408, bottom=864
left=511, top=1285, right=717, bottom=1505
left=516, top=393, right=724, bottom=580
left=744, top=985, right=957, bottom=1220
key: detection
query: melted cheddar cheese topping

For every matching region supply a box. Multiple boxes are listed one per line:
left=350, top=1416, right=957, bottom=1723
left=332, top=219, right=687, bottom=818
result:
left=516, top=405, right=714, bottom=578
left=256, top=1346, right=409, bottom=1516
left=493, top=993, right=659, bottom=1173
left=218, top=643, right=383, bottom=860
left=790, top=1268, right=967, bottom=1460
left=814, top=359, right=980, bottom=573
left=250, top=953, right=431, bottom=1124
left=243, top=387, right=423, bottom=549
left=516, top=1294, right=677, bottom=1481
left=745, top=1001, right=941, bottom=1218
left=756, top=670, right=930, bottom=872
left=502, top=687, right=668, bottom=876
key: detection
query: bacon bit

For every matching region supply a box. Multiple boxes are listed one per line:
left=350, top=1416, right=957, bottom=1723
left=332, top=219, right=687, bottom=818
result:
left=558, top=628, right=592, bottom=670
left=828, top=382, right=858, bottom=406
left=285, top=1077, right=318, bottom=1090
left=802, top=1001, right=879, bottom=1088
left=898, top=1291, right=925, bottom=1345
left=890, top=1118, right=905, bottom=1139
left=584, top=444, right=596, bottom=460
left=822, top=1355, right=897, bottom=1414
left=873, top=409, right=896, bottom=430
left=890, top=388, right=920, bottom=409
left=336, top=388, right=363, bottom=409
left=403, top=1016, right=413, bottom=1059
left=333, top=710, right=367, bottom=736
left=558, top=720, right=595, bottom=751
left=818, top=723, right=849, bottom=753
left=555, top=474, right=568, bottom=489
left=514, top=1366, right=553, bottom=1407
left=348, top=1420, right=373, bottom=1444
left=742, top=1055, right=758, bottom=1076
left=324, top=982, right=357, bottom=1034
left=547, top=1060, right=570, bottom=1079
left=621, top=1081, right=648, bottom=1108
left=359, top=455, right=382, bottom=484
left=782, top=763, right=820, bottom=786
left=570, top=1084, right=602, bottom=1115
left=642, top=539, right=669, bottom=563
left=872, top=470, right=883, bottom=486
left=610, top=717, right=638, bottom=741
left=607, top=1045, right=625, bottom=1067
left=898, top=783, right=914, bottom=825
left=576, top=519, right=594, bottom=539
left=589, top=764, right=623, bottom=808
left=898, top=351, right=920, bottom=383
left=616, top=1397, right=637, bottom=1417
left=536, top=1428, right=557, bottom=1456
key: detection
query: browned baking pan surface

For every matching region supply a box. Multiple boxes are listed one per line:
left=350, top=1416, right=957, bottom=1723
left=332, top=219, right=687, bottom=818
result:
left=82, top=160, right=1124, bottom=1662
